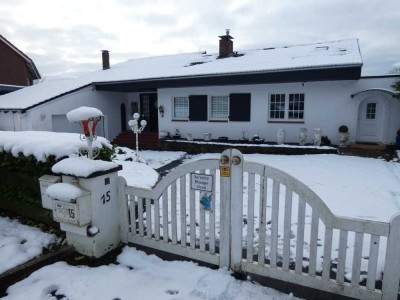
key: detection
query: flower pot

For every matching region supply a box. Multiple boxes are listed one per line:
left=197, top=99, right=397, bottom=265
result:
left=203, top=133, right=212, bottom=141
left=276, top=129, right=286, bottom=145
left=187, top=133, right=193, bottom=141
left=338, top=132, right=349, bottom=147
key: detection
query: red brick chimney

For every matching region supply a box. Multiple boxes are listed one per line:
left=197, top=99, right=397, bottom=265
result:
left=101, top=50, right=110, bottom=70
left=218, top=29, right=234, bottom=58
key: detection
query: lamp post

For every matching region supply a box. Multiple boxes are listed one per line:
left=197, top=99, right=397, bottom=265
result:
left=66, top=107, right=103, bottom=159
left=128, top=113, right=147, bottom=162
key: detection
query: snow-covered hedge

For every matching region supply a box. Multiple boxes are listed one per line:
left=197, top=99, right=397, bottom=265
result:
left=0, top=131, right=114, bottom=177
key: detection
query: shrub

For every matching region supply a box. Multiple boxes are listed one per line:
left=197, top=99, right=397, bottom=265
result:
left=338, top=125, right=349, bottom=133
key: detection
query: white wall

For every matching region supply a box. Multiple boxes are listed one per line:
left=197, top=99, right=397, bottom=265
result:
left=21, top=87, right=127, bottom=140
left=157, top=77, right=400, bottom=145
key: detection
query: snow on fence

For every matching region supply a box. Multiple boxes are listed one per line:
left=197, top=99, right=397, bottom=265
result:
left=118, top=150, right=400, bottom=300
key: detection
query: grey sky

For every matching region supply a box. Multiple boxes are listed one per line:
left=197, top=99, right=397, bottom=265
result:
left=1, top=0, right=399, bottom=77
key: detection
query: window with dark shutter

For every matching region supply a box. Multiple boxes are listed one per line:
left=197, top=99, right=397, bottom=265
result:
left=189, top=95, right=208, bottom=121
left=229, top=93, right=251, bottom=121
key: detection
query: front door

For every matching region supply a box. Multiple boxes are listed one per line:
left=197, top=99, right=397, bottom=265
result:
left=140, top=93, right=158, bottom=132
left=356, top=98, right=383, bottom=143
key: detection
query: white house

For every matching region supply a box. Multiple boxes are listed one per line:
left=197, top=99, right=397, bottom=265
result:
left=0, top=31, right=398, bottom=146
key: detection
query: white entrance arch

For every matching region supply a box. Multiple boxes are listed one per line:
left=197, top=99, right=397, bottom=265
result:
left=356, top=92, right=390, bottom=143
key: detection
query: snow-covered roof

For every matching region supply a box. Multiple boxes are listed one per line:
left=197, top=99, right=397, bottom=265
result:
left=0, top=38, right=362, bottom=111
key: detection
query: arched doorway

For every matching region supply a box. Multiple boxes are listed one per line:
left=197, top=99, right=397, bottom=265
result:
left=120, top=103, right=127, bottom=131
left=356, top=94, right=390, bottom=143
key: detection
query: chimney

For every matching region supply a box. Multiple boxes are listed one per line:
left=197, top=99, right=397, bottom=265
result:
left=101, top=50, right=110, bottom=70
left=218, top=29, right=234, bottom=58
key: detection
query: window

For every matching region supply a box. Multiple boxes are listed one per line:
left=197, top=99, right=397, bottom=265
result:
left=366, top=102, right=376, bottom=119
left=210, top=96, right=229, bottom=120
left=173, top=97, right=188, bottom=119
left=269, top=93, right=305, bottom=121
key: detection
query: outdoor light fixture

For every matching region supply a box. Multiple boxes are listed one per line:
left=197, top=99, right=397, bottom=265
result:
left=128, top=113, right=147, bottom=161
left=158, top=105, right=164, bottom=117
left=66, top=107, right=104, bottom=159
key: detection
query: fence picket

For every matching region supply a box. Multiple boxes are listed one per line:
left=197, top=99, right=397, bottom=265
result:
left=351, top=232, right=364, bottom=286
left=270, top=180, right=280, bottom=268
left=162, top=190, right=169, bottom=243
left=282, top=187, right=293, bottom=271
left=366, top=234, right=380, bottom=290
left=138, top=197, right=144, bottom=237
left=258, top=176, right=267, bottom=266
left=308, top=210, right=319, bottom=277
left=246, top=173, right=255, bottom=262
left=336, top=229, right=348, bottom=284
left=199, top=170, right=206, bottom=252
left=209, top=169, right=216, bottom=254
left=154, top=197, right=160, bottom=240
left=322, top=227, right=333, bottom=281
left=146, top=198, right=152, bottom=238
left=130, top=195, right=137, bottom=235
left=180, top=175, right=187, bottom=247
left=295, top=196, right=306, bottom=274
left=171, top=181, right=177, bottom=245
left=190, top=186, right=196, bottom=249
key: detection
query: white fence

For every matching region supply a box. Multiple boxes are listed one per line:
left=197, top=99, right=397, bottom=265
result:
left=118, top=149, right=400, bottom=299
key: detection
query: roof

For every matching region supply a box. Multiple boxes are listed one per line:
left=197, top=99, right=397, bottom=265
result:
left=0, top=35, right=41, bottom=81
left=0, top=38, right=362, bottom=111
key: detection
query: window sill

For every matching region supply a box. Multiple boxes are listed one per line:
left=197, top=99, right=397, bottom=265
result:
left=268, top=120, right=305, bottom=124
left=172, top=119, right=189, bottom=122
left=209, top=120, right=228, bottom=122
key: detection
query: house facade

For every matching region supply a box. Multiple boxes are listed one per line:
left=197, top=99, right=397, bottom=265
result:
left=0, top=35, right=41, bottom=95
left=0, top=32, right=398, bottom=146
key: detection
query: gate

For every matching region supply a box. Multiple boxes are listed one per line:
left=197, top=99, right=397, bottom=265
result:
left=118, top=149, right=400, bottom=300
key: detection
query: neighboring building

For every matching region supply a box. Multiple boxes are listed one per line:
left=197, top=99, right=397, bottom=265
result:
left=0, top=35, right=41, bottom=95
left=0, top=31, right=398, bottom=146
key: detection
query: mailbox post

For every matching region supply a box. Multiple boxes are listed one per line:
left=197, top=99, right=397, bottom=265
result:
left=44, top=157, right=122, bottom=258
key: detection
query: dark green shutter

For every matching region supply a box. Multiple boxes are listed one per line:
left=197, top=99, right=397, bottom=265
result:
left=229, top=93, right=251, bottom=121
left=189, top=95, right=208, bottom=121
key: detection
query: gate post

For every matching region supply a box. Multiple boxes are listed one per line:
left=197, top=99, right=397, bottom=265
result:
left=382, top=213, right=400, bottom=300
left=219, top=149, right=244, bottom=271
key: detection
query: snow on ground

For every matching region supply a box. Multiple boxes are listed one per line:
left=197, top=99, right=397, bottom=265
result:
left=0, top=216, right=58, bottom=274
left=4, top=247, right=300, bottom=300
left=186, top=153, right=400, bottom=222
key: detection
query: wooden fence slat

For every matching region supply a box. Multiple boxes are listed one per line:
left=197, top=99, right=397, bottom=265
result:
left=322, top=227, right=333, bottom=281
left=246, top=173, right=255, bottom=262
left=282, top=187, right=293, bottom=271
left=146, top=198, right=152, bottom=238
left=138, top=197, right=144, bottom=237
left=180, top=175, right=187, bottom=247
left=154, top=197, right=160, bottom=240
left=199, top=170, right=206, bottom=252
left=162, top=190, right=169, bottom=243
left=366, top=234, right=380, bottom=291
left=308, top=210, right=319, bottom=277
left=295, top=196, right=306, bottom=274
left=190, top=187, right=196, bottom=249
left=336, top=229, right=348, bottom=284
left=270, top=180, right=280, bottom=268
left=209, top=169, right=216, bottom=254
left=171, top=181, right=177, bottom=245
left=351, top=232, right=364, bottom=287
left=258, top=176, right=268, bottom=266
left=129, top=195, right=137, bottom=235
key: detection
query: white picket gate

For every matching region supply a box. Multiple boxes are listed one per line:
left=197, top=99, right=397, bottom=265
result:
left=117, top=149, right=400, bottom=299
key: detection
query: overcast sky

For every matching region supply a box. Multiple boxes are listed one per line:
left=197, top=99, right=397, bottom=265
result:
left=1, top=0, right=399, bottom=78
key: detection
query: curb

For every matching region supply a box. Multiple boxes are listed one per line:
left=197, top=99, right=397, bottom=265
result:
left=0, top=245, right=74, bottom=297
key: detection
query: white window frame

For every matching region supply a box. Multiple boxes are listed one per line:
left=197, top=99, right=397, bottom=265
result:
left=172, top=96, right=189, bottom=120
left=209, top=95, right=229, bottom=121
left=268, top=93, right=305, bottom=122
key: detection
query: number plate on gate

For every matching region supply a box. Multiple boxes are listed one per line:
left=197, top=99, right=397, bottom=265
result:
left=53, top=201, right=78, bottom=224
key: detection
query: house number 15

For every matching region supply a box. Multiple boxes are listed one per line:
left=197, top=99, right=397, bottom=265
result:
left=101, top=191, right=111, bottom=204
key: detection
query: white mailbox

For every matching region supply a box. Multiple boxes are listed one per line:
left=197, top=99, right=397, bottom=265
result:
left=39, top=175, right=61, bottom=209
left=52, top=195, right=91, bottom=226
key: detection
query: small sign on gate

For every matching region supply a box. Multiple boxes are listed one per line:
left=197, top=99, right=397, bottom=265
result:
left=190, top=173, right=213, bottom=192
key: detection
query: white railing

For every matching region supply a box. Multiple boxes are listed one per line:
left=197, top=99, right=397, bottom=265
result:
left=117, top=150, right=400, bottom=299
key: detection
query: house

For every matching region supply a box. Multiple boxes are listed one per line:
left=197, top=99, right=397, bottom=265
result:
left=0, top=35, right=41, bottom=95
left=0, top=31, right=398, bottom=146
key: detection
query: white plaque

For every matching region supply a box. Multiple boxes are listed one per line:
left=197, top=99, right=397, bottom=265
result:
left=191, top=173, right=213, bottom=192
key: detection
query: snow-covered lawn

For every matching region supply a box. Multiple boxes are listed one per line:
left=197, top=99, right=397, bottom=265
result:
left=3, top=247, right=300, bottom=300
left=0, top=216, right=58, bottom=274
